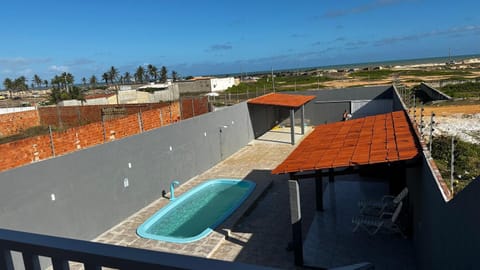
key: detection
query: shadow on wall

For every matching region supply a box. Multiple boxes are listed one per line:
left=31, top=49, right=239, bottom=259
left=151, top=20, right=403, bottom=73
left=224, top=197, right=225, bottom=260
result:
left=247, top=104, right=290, bottom=138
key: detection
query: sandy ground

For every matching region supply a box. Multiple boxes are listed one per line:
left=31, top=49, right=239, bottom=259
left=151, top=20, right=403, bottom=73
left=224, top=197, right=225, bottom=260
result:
left=420, top=104, right=480, bottom=144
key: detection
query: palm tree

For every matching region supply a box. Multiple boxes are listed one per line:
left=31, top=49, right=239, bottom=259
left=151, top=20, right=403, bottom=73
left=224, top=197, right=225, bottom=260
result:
left=102, top=72, right=109, bottom=85
left=160, top=66, right=168, bottom=83
left=82, top=77, right=87, bottom=87
left=61, top=72, right=74, bottom=92
left=135, top=66, right=145, bottom=83
left=89, top=75, right=98, bottom=88
left=147, top=64, right=158, bottom=82
left=171, top=70, right=178, bottom=82
left=3, top=78, right=13, bottom=98
left=123, top=72, right=131, bottom=84
left=33, top=74, right=42, bottom=89
left=43, top=80, right=49, bottom=88
left=109, top=66, right=119, bottom=84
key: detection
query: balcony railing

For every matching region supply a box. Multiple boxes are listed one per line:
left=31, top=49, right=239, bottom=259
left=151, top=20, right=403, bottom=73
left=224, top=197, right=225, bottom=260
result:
left=0, top=228, right=276, bottom=270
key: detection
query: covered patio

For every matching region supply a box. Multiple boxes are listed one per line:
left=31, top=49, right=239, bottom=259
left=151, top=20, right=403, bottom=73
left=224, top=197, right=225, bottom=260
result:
left=272, top=110, right=420, bottom=269
left=248, top=93, right=316, bottom=145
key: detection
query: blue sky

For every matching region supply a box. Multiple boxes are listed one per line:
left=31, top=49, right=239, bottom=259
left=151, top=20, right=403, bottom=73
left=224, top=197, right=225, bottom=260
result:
left=1, top=0, right=479, bottom=85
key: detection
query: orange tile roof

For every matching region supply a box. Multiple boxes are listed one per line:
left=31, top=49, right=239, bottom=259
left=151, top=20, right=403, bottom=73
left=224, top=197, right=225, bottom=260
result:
left=272, top=111, right=419, bottom=174
left=248, top=93, right=316, bottom=108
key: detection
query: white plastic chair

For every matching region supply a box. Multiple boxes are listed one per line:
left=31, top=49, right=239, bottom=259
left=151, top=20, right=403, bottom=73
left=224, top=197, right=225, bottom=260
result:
left=358, top=187, right=408, bottom=216
left=352, top=201, right=405, bottom=238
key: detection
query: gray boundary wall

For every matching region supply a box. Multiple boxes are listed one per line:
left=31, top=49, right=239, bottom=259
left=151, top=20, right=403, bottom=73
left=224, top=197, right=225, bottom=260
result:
left=393, top=85, right=480, bottom=269
left=296, top=86, right=393, bottom=125
left=0, top=102, right=253, bottom=240
left=407, top=156, right=480, bottom=269
left=418, top=82, right=452, bottom=101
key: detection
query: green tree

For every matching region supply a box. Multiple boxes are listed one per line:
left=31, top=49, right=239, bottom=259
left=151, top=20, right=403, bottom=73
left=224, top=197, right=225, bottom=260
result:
left=33, top=74, right=42, bottom=89
left=147, top=64, right=158, bottom=82
left=135, top=66, right=145, bottom=83
left=89, top=75, right=97, bottom=88
left=123, top=72, right=131, bottom=84
left=43, top=80, right=48, bottom=88
left=102, top=72, right=109, bottom=85
left=171, top=70, right=178, bottom=82
left=160, top=66, right=168, bottom=83
left=82, top=77, right=87, bottom=87
left=109, top=66, right=119, bottom=84
left=3, top=78, right=13, bottom=98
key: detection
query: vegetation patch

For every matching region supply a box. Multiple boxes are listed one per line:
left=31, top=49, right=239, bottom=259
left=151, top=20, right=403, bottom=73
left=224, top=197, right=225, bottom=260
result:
left=431, top=135, right=480, bottom=194
left=439, top=82, right=480, bottom=98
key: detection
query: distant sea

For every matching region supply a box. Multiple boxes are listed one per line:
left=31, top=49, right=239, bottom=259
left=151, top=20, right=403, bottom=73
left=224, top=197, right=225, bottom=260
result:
left=217, top=53, right=480, bottom=77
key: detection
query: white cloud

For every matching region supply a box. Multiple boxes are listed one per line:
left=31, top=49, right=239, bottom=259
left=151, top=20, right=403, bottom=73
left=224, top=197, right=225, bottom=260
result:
left=48, top=65, right=69, bottom=72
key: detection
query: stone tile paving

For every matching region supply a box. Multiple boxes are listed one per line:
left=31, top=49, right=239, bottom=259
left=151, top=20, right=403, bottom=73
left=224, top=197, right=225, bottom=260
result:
left=91, top=127, right=312, bottom=270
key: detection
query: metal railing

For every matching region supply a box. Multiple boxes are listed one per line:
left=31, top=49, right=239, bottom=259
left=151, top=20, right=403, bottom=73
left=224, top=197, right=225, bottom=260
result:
left=0, top=229, right=276, bottom=270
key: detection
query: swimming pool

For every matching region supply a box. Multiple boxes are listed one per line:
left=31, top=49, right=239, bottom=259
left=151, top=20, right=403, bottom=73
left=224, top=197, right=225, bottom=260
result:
left=137, top=179, right=256, bottom=243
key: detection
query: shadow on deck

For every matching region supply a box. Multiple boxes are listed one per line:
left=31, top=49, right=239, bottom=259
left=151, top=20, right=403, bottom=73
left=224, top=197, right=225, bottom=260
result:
left=303, top=177, right=415, bottom=269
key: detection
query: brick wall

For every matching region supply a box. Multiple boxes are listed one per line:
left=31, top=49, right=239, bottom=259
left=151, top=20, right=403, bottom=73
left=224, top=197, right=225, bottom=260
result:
left=0, top=99, right=208, bottom=172
left=0, top=135, right=52, bottom=170
left=181, top=96, right=209, bottom=120
left=0, top=110, right=40, bottom=137
left=38, top=103, right=174, bottom=128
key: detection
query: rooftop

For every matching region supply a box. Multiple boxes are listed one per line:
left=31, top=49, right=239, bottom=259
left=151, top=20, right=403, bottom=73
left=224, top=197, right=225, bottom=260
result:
left=248, top=93, right=316, bottom=108
left=273, top=111, right=419, bottom=174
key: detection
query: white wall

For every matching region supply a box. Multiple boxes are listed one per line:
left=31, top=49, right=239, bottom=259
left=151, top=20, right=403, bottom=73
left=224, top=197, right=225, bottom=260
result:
left=0, top=107, right=36, bottom=115
left=211, top=77, right=235, bottom=92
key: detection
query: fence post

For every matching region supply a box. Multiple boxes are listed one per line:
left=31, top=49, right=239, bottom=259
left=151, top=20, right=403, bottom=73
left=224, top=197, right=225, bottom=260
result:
left=192, top=98, right=195, bottom=117
left=137, top=112, right=143, bottom=133
left=159, top=108, right=164, bottom=126
left=179, top=98, right=184, bottom=120
left=48, top=125, right=56, bottom=157
left=56, top=105, right=63, bottom=128
left=101, top=117, right=106, bottom=142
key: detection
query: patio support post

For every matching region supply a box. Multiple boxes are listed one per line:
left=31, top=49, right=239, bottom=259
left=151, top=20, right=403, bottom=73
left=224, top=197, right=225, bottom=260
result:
left=301, top=105, right=305, bottom=135
left=290, top=108, right=295, bottom=145
left=315, top=171, right=324, bottom=211
left=288, top=180, right=303, bottom=266
left=329, top=168, right=334, bottom=182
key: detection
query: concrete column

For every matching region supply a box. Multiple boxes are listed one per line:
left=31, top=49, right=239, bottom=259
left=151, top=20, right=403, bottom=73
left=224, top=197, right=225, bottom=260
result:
left=288, top=180, right=303, bottom=266
left=290, top=109, right=295, bottom=145
left=315, top=172, right=324, bottom=211
left=301, top=105, right=305, bottom=135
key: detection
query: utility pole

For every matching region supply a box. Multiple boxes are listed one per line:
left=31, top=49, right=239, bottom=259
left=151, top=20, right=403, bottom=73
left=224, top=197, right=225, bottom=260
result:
left=271, top=67, right=275, bottom=92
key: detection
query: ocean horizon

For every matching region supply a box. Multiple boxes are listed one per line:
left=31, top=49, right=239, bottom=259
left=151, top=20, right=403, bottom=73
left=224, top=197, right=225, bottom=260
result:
left=214, top=53, right=480, bottom=77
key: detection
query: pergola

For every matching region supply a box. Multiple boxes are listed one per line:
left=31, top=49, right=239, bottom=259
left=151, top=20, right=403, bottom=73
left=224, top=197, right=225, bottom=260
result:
left=248, top=93, right=316, bottom=145
left=272, top=110, right=420, bottom=266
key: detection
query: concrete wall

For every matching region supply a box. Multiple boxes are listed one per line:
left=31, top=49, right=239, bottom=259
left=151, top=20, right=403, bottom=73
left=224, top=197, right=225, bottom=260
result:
left=177, top=79, right=212, bottom=94
left=391, top=85, right=480, bottom=269
left=0, top=107, right=36, bottom=115
left=247, top=104, right=290, bottom=138
left=0, top=102, right=253, bottom=241
left=296, top=86, right=393, bottom=125
left=418, top=82, right=452, bottom=102
left=407, top=156, right=480, bottom=269
left=211, top=77, right=235, bottom=92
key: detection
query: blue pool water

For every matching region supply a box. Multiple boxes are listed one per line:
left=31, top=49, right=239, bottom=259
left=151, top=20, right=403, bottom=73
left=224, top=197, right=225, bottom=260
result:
left=137, top=179, right=255, bottom=243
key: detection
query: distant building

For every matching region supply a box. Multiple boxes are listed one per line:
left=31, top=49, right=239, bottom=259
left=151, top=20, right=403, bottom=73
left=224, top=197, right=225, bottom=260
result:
left=58, top=85, right=179, bottom=106
left=176, top=77, right=235, bottom=94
